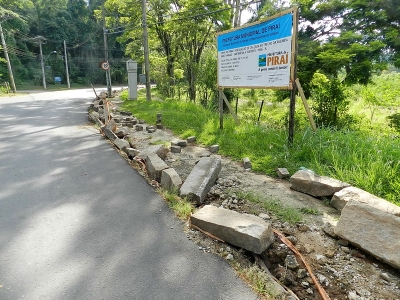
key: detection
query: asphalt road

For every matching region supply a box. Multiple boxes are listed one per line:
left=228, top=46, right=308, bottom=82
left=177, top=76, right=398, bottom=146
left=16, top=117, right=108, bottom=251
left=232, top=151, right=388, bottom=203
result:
left=0, top=89, right=258, bottom=300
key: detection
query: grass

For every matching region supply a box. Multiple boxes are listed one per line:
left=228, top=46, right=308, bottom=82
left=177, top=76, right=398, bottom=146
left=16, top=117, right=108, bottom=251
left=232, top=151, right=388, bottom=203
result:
left=234, top=263, right=283, bottom=299
left=159, top=188, right=193, bottom=220
left=237, top=191, right=304, bottom=224
left=120, top=84, right=400, bottom=207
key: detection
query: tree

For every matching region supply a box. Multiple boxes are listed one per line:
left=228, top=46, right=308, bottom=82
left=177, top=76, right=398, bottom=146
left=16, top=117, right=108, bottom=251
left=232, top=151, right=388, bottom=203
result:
left=310, top=71, right=350, bottom=128
left=295, top=0, right=394, bottom=89
left=172, top=0, right=230, bottom=101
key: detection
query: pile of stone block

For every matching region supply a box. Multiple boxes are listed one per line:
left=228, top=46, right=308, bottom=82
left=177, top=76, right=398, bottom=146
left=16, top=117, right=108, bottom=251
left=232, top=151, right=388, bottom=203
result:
left=289, top=169, right=400, bottom=270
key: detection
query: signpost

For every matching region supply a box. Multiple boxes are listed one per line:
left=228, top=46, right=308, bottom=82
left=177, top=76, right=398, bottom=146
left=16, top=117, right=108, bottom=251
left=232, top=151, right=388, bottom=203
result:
left=217, top=11, right=293, bottom=89
left=216, top=8, right=312, bottom=143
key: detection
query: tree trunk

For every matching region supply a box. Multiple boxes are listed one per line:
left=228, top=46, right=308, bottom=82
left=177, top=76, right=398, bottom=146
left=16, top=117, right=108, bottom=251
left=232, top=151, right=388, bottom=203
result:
left=187, top=63, right=197, bottom=102
left=166, top=56, right=175, bottom=97
left=233, top=0, right=241, bottom=28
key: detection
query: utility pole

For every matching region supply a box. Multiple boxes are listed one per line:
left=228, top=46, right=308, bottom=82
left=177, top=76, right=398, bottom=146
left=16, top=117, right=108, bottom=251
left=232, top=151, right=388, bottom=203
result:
left=0, top=19, right=16, bottom=92
left=102, top=3, right=112, bottom=97
left=63, top=40, right=70, bottom=88
left=141, top=0, right=151, bottom=101
left=38, top=37, right=46, bottom=90
left=33, top=36, right=47, bottom=90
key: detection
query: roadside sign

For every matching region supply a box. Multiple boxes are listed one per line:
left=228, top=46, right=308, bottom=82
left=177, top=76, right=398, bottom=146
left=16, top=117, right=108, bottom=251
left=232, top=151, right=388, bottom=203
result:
left=101, top=61, right=110, bottom=70
left=217, top=9, right=294, bottom=89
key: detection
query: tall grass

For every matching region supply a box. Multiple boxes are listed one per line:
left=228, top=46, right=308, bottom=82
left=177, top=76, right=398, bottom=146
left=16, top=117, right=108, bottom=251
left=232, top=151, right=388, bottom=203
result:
left=120, top=89, right=400, bottom=206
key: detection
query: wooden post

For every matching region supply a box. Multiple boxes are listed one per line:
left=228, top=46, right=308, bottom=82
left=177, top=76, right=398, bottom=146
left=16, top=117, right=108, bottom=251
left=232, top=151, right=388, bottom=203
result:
left=295, top=78, right=316, bottom=131
left=288, top=7, right=299, bottom=145
left=219, top=89, right=223, bottom=129
left=235, top=96, right=238, bottom=115
left=257, top=100, right=264, bottom=122
left=221, top=91, right=240, bottom=125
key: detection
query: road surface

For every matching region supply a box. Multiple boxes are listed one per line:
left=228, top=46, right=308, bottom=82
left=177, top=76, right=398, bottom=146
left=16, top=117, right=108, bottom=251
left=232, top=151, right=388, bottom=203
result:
left=0, top=89, right=258, bottom=300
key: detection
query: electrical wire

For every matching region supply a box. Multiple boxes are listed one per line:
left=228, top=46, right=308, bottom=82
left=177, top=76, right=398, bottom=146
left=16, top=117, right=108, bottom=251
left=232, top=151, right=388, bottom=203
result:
left=3, top=24, right=36, bottom=40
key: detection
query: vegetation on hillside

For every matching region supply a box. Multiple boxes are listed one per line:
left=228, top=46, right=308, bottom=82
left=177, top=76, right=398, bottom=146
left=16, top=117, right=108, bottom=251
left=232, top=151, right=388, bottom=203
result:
left=120, top=72, right=400, bottom=207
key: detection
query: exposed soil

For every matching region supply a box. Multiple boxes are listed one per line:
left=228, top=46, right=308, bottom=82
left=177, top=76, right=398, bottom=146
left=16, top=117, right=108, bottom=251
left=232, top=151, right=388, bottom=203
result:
left=97, top=99, right=400, bottom=300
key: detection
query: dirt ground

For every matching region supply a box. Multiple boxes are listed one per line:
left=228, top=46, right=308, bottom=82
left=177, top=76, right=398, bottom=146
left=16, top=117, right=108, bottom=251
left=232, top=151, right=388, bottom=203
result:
left=98, top=101, right=400, bottom=300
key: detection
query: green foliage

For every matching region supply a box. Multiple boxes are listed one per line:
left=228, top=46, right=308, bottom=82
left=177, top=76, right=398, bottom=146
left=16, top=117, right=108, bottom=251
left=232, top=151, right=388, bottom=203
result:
left=387, top=113, right=400, bottom=133
left=243, top=265, right=281, bottom=297
left=197, top=47, right=218, bottom=108
left=160, top=188, right=193, bottom=220
left=310, top=72, right=352, bottom=128
left=120, top=75, right=400, bottom=207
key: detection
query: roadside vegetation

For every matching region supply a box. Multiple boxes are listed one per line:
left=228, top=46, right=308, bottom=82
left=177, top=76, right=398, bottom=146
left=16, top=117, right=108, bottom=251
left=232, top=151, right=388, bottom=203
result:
left=121, top=71, right=400, bottom=207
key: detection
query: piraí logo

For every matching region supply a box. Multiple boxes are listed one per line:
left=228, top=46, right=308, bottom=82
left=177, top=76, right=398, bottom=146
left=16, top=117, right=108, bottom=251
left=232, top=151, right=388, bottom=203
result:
left=258, top=54, right=266, bottom=67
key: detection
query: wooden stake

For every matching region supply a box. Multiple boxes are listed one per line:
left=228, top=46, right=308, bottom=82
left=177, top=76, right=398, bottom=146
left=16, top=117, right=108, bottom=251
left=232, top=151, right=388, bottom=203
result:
left=295, top=78, right=316, bottom=131
left=221, top=91, right=240, bottom=125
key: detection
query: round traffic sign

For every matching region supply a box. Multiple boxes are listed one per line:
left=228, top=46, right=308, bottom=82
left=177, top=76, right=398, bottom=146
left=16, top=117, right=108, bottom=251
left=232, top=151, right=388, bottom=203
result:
left=101, top=61, right=110, bottom=70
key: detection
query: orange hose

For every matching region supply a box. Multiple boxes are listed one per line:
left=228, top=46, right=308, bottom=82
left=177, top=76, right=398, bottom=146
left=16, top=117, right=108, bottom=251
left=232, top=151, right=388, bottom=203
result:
left=273, top=229, right=331, bottom=300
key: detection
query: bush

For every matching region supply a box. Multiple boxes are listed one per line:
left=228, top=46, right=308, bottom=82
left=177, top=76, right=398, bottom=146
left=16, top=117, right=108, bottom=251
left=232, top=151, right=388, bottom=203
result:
left=387, top=113, right=400, bottom=132
left=310, top=72, right=351, bottom=129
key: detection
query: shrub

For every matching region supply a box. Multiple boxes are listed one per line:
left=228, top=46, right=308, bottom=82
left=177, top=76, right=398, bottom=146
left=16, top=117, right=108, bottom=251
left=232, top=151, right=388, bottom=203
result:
left=387, top=113, right=400, bottom=133
left=310, top=72, right=351, bottom=129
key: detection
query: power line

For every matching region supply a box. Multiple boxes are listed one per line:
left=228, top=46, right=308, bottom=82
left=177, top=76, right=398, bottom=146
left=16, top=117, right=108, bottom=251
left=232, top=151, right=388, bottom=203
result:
left=6, top=45, right=35, bottom=56
left=3, top=24, right=36, bottom=40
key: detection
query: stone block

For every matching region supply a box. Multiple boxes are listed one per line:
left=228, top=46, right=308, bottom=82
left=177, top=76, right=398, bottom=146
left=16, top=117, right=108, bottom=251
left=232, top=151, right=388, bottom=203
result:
left=156, top=124, right=163, bottom=129
left=177, top=140, right=187, bottom=147
left=180, top=157, right=221, bottom=204
left=161, top=168, right=182, bottom=192
left=243, top=157, right=252, bottom=170
left=209, top=145, right=219, bottom=153
left=115, top=127, right=130, bottom=138
left=105, top=118, right=117, bottom=132
left=103, top=128, right=117, bottom=141
left=120, top=111, right=132, bottom=116
left=187, top=136, right=196, bottom=143
left=170, top=146, right=181, bottom=153
left=145, top=154, right=169, bottom=182
left=200, top=151, right=211, bottom=157
left=135, top=125, right=144, bottom=131
left=331, top=186, right=400, bottom=216
left=147, top=128, right=156, bottom=133
left=136, top=144, right=169, bottom=160
left=88, top=111, right=104, bottom=127
left=191, top=205, right=274, bottom=254
left=89, top=111, right=99, bottom=120
left=125, top=147, right=140, bottom=158
left=113, top=138, right=129, bottom=152
left=276, top=168, right=290, bottom=179
left=290, top=170, right=350, bottom=197
left=122, top=122, right=133, bottom=128
left=335, top=200, right=400, bottom=270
